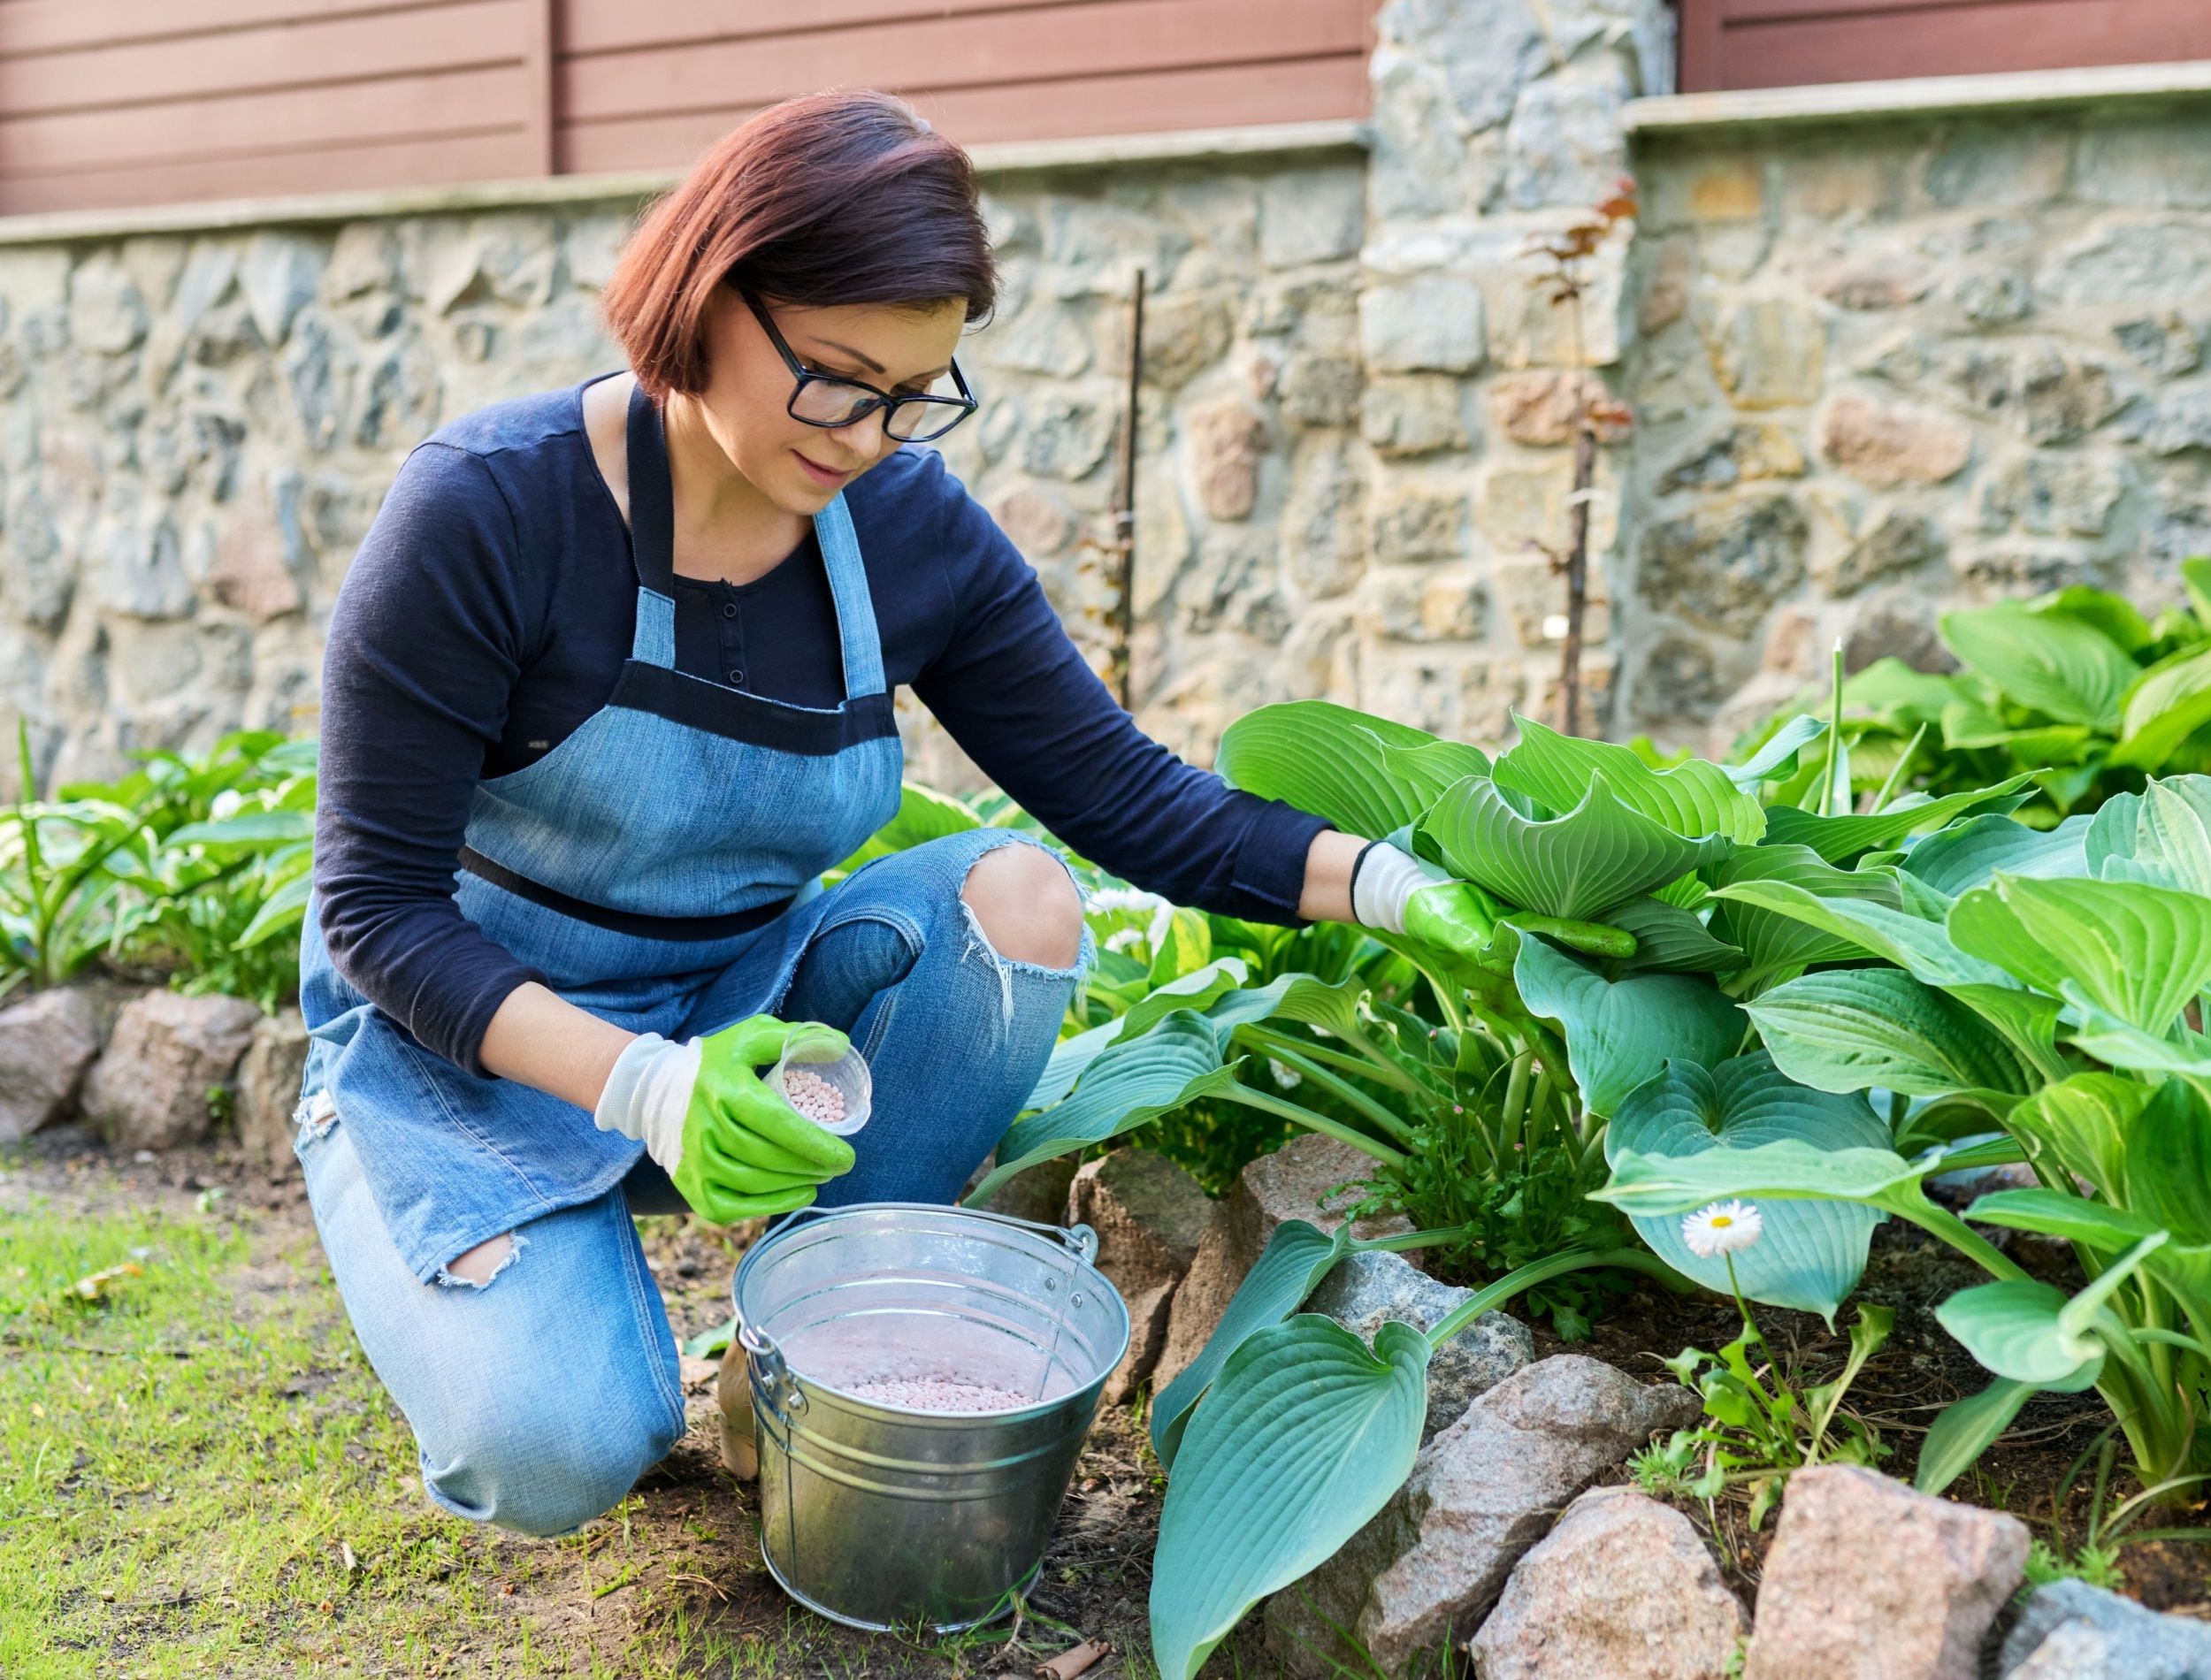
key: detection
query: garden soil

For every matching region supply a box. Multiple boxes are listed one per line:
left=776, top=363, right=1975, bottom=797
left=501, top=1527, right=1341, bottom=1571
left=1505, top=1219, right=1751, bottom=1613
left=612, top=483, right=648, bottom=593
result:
left=11, top=1128, right=2207, bottom=1676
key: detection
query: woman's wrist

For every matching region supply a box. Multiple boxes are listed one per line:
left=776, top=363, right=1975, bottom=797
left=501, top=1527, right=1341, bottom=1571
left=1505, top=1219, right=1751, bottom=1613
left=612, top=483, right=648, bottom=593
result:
left=1297, top=829, right=1368, bottom=924
left=478, top=980, right=642, bottom=1111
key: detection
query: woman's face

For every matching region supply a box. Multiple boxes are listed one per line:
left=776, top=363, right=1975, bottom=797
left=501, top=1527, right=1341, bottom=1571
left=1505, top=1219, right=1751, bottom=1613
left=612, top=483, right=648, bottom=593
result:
left=692, top=288, right=968, bottom=515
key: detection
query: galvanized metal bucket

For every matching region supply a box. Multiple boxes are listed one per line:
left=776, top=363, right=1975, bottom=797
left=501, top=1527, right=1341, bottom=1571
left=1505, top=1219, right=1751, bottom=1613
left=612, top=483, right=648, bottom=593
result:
left=731, top=1200, right=1131, bottom=1632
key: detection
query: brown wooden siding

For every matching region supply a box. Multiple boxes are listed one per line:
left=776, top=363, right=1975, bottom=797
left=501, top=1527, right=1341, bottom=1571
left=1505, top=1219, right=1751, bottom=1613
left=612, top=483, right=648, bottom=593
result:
left=1679, top=0, right=2211, bottom=94
left=0, top=0, right=1373, bottom=216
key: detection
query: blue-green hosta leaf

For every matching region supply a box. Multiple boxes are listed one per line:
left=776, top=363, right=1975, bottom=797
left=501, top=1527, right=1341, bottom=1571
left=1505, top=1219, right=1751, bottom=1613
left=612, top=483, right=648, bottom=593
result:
left=2035, top=584, right=2156, bottom=653
left=1707, top=877, right=2010, bottom=990
left=2085, top=777, right=2211, bottom=896
left=1151, top=1219, right=1355, bottom=1470
left=1763, top=776, right=2037, bottom=863
left=833, top=781, right=983, bottom=874
left=1421, top=777, right=1735, bottom=922
left=1605, top=894, right=1745, bottom=974
left=1514, top=935, right=1746, bottom=1118
left=1725, top=714, right=1827, bottom=790
left=970, top=1013, right=1244, bottom=1205
left=1494, top=713, right=1767, bottom=843
left=1150, top=1317, right=1429, bottom=1680
left=1901, top=812, right=2092, bottom=897
left=1027, top=961, right=1249, bottom=1111
left=1594, top=1137, right=1924, bottom=1218
left=1219, top=701, right=1471, bottom=840
left=1941, top=600, right=2139, bottom=729
left=2008, top=1073, right=2143, bottom=1202
left=1916, top=1378, right=2038, bottom=1495
left=2112, top=645, right=2211, bottom=772
left=1950, top=874, right=2211, bottom=1035
left=1705, top=847, right=1902, bottom=991
left=1746, top=969, right=2034, bottom=1099
left=1935, top=1231, right=2168, bottom=1390
left=1604, top=1055, right=1890, bottom=1318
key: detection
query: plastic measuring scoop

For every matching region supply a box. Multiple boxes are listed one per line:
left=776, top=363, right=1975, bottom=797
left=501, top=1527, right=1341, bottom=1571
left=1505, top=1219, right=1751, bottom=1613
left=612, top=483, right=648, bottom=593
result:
left=767, top=1023, right=873, bottom=1137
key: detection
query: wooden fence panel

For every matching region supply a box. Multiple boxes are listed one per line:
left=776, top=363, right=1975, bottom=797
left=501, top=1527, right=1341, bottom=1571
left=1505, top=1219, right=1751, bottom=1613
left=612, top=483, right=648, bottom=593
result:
left=1679, top=0, right=2211, bottom=93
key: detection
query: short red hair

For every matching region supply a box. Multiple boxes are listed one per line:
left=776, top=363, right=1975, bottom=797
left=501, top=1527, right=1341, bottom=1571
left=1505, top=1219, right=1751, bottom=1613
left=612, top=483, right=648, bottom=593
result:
left=601, top=91, right=998, bottom=399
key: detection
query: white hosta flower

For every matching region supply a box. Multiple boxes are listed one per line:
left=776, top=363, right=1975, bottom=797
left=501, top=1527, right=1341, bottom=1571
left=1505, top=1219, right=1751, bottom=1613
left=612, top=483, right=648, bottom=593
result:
left=1266, top=1058, right=1304, bottom=1089
left=1104, top=927, right=1147, bottom=955
left=1682, top=1199, right=1763, bottom=1259
left=1087, top=887, right=1174, bottom=957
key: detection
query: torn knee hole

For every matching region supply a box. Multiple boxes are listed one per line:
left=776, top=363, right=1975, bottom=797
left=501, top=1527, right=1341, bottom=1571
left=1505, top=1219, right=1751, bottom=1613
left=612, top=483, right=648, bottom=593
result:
left=438, top=1232, right=523, bottom=1289
left=960, top=842, right=1084, bottom=971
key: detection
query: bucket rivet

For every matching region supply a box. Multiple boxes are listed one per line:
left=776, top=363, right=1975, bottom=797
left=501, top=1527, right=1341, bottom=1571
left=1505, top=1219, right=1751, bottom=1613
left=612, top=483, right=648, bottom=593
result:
left=1071, top=1291, right=1085, bottom=1307
left=1044, top=1278, right=1058, bottom=1292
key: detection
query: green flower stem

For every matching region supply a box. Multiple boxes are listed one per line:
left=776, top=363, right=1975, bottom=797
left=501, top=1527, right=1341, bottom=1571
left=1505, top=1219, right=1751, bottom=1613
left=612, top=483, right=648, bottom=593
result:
left=1423, top=1248, right=1695, bottom=1353
left=1725, top=1252, right=1788, bottom=1411
left=1216, top=1084, right=1405, bottom=1167
left=1501, top=1047, right=1532, bottom=1157
left=1228, top=1028, right=1416, bottom=1145
left=1234, top=1023, right=1423, bottom=1099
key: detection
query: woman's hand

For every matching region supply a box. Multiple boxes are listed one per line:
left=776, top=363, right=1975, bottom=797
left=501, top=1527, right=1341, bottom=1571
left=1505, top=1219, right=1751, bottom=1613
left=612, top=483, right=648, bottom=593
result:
left=593, top=1015, right=858, bottom=1224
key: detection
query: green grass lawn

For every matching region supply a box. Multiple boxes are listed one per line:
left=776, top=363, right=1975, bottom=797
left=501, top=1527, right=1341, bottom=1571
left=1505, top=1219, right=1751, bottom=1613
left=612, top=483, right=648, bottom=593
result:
left=0, top=1152, right=1166, bottom=1679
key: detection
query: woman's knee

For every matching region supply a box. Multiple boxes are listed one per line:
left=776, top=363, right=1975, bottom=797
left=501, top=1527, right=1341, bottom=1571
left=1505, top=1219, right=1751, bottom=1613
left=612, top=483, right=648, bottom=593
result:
left=960, top=842, right=1083, bottom=970
left=420, top=1389, right=685, bottom=1538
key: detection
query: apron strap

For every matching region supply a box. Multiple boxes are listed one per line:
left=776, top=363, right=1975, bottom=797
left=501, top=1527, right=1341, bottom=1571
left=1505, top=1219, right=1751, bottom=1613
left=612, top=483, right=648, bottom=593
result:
left=813, top=493, right=886, bottom=700
left=625, top=379, right=679, bottom=668
left=624, top=373, right=886, bottom=698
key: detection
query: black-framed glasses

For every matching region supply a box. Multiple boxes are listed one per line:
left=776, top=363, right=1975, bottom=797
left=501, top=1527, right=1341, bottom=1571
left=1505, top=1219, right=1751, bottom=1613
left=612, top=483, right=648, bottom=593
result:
left=743, top=290, right=978, bottom=444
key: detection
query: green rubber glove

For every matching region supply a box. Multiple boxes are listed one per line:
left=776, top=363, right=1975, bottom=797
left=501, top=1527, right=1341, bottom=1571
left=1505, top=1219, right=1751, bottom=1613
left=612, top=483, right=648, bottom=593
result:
left=1354, top=838, right=1639, bottom=965
left=593, top=1014, right=858, bottom=1226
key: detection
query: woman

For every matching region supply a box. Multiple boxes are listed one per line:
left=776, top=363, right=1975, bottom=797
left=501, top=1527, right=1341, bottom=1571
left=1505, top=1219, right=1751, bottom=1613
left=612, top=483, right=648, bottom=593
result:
left=297, top=90, right=1477, bottom=1539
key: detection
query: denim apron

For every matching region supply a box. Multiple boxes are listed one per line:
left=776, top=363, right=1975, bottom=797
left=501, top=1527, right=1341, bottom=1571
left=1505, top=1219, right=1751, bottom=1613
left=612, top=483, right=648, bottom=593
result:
left=297, top=381, right=905, bottom=1281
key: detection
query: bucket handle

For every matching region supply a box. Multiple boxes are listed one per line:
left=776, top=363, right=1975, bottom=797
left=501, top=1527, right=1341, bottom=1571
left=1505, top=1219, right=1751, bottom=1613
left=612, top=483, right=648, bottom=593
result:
left=757, top=1199, right=1100, bottom=1266
left=741, top=1319, right=808, bottom=1419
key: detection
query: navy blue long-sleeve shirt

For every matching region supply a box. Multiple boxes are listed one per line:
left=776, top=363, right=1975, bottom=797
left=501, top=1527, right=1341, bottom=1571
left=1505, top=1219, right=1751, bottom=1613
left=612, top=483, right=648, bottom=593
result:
left=313, top=378, right=1328, bottom=1075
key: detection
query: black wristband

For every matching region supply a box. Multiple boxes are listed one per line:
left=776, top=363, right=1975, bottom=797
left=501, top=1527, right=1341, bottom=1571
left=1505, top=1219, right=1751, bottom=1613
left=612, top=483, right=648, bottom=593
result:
left=1347, top=837, right=1384, bottom=922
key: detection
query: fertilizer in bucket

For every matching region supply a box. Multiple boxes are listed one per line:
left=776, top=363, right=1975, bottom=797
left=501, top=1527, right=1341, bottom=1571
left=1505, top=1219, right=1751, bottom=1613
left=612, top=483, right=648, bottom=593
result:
left=732, top=1203, right=1131, bottom=1631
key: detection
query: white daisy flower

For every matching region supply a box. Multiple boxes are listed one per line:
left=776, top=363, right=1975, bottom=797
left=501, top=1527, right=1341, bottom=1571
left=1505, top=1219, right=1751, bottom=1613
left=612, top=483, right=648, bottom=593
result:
left=1682, top=1199, right=1763, bottom=1258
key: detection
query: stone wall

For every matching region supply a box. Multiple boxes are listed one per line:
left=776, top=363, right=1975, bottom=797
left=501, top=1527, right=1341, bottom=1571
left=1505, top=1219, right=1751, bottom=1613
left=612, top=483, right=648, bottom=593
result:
left=1616, top=101, right=2211, bottom=745
left=0, top=0, right=2206, bottom=793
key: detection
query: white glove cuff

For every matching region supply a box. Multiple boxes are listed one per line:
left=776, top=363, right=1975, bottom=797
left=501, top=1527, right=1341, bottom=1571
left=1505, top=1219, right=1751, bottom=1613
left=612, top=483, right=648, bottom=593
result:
left=1350, top=842, right=1433, bottom=936
left=593, top=1032, right=702, bottom=1172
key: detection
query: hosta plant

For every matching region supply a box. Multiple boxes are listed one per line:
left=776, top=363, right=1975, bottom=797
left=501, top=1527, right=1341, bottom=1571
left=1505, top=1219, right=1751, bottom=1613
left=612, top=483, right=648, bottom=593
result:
left=948, top=696, right=2037, bottom=1680
left=1751, top=566, right=2211, bottom=828
left=1599, top=774, right=2211, bottom=1501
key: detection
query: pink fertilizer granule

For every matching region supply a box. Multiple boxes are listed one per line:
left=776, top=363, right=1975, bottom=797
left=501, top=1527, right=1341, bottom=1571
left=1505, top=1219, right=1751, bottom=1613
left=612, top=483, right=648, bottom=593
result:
left=845, top=1376, right=1034, bottom=1412
left=782, top=1066, right=846, bottom=1127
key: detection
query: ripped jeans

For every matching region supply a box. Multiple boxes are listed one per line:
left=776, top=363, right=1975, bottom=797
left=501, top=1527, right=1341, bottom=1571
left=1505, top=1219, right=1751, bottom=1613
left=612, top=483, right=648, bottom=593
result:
left=297, top=833, right=1085, bottom=1537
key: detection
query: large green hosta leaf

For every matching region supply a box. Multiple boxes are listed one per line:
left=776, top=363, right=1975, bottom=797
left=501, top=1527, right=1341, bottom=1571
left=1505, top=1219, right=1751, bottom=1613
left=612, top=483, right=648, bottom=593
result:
left=1707, top=875, right=2010, bottom=991
left=1935, top=1234, right=2166, bottom=1389
left=1725, top=714, right=1827, bottom=790
left=968, top=1013, right=1246, bottom=1205
left=1901, top=813, right=2092, bottom=897
left=1762, top=776, right=2036, bottom=863
left=1151, top=1219, right=1355, bottom=1470
left=1027, top=961, right=1248, bottom=1110
left=2086, top=778, right=2211, bottom=897
left=2112, top=645, right=2211, bottom=771
left=1705, top=847, right=1902, bottom=991
left=1950, top=874, right=2211, bottom=1036
left=1604, top=1055, right=1890, bottom=1318
left=1514, top=936, right=1745, bottom=1118
left=1219, top=701, right=1478, bottom=840
left=1605, top=894, right=1745, bottom=974
left=1420, top=777, right=1734, bottom=922
left=2006, top=1073, right=2143, bottom=1199
left=1746, top=969, right=2034, bottom=1099
left=2123, top=1079, right=2211, bottom=1247
left=1941, top=600, right=2138, bottom=729
left=1150, top=1317, right=1429, bottom=1680
left=1493, top=714, right=1767, bottom=844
